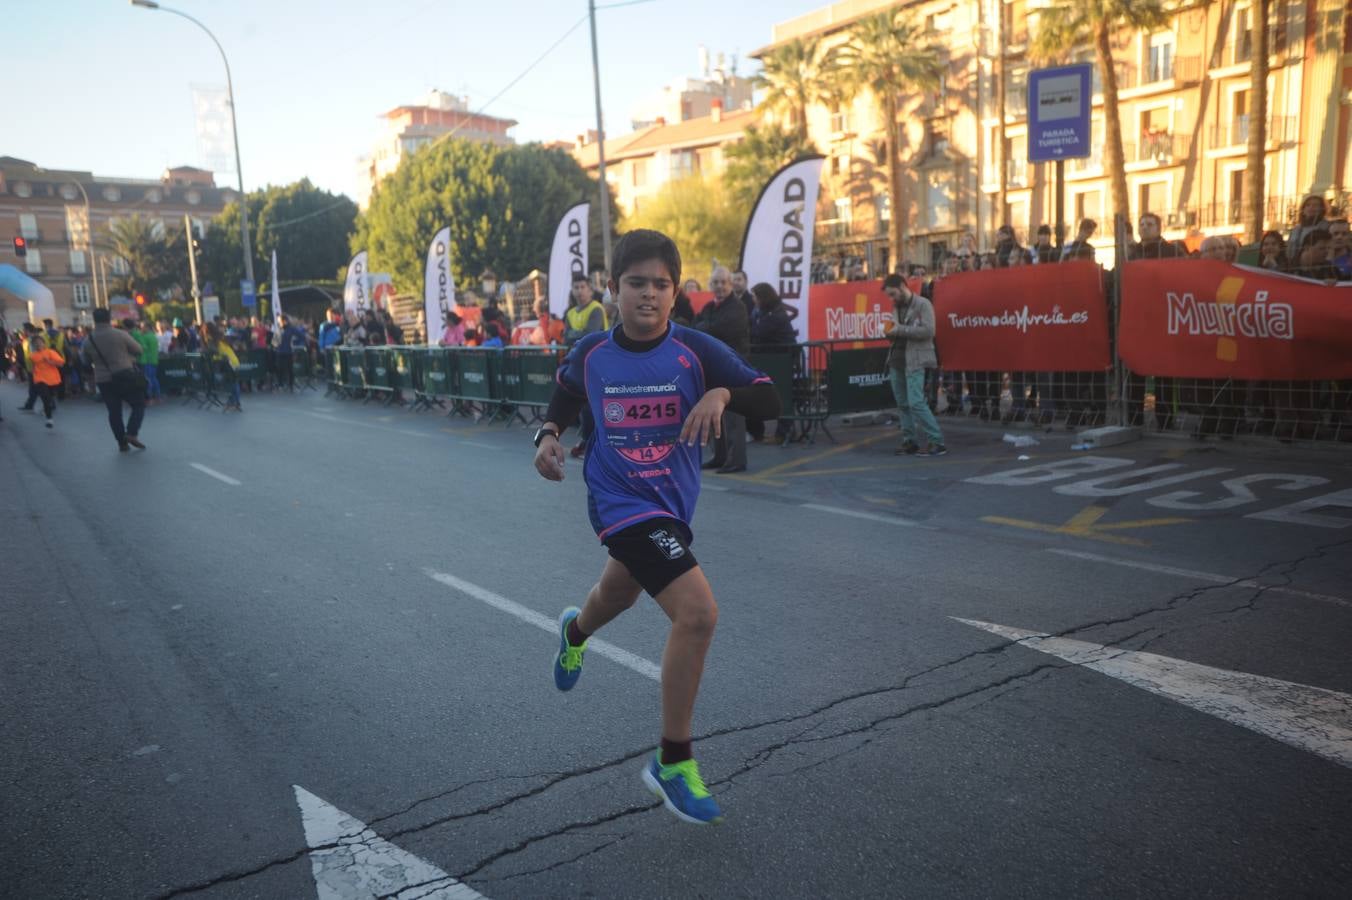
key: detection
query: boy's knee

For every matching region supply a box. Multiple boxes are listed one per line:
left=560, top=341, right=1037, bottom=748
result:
left=678, top=598, right=718, bottom=637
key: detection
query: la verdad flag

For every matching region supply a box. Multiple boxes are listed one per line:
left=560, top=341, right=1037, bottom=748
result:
left=931, top=261, right=1112, bottom=371
left=343, top=250, right=369, bottom=317
left=424, top=226, right=453, bottom=345
left=738, top=156, right=824, bottom=328
left=1118, top=259, right=1352, bottom=379
left=548, top=203, right=589, bottom=321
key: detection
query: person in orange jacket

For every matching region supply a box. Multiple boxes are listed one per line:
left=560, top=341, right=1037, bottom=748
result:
left=28, top=334, right=65, bottom=428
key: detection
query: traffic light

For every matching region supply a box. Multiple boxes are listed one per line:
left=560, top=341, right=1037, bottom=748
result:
left=135, top=292, right=147, bottom=307
left=12, top=236, right=26, bottom=257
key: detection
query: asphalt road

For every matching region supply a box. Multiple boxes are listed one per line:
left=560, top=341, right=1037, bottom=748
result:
left=3, top=380, right=1350, bottom=899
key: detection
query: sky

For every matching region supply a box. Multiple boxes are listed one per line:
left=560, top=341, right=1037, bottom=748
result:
left=5, top=0, right=827, bottom=201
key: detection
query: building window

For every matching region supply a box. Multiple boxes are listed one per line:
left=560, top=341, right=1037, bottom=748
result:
left=102, top=185, right=121, bottom=202
left=1138, top=180, right=1170, bottom=218
left=19, top=213, right=38, bottom=239
left=1005, top=67, right=1028, bottom=119
left=830, top=103, right=851, bottom=134
left=70, top=250, right=87, bottom=275
left=929, top=125, right=949, bottom=158
left=878, top=192, right=891, bottom=223
left=14, top=181, right=32, bottom=198
left=151, top=218, right=166, bottom=239
left=669, top=149, right=697, bottom=180
left=1139, top=106, right=1172, bottom=161
left=191, top=218, right=205, bottom=239
left=60, top=184, right=79, bottom=201
left=186, top=190, right=201, bottom=205
left=1145, top=32, right=1175, bottom=83
left=25, top=248, right=42, bottom=274
left=927, top=172, right=954, bottom=230
left=146, top=188, right=161, bottom=203
left=1233, top=4, right=1253, bottom=64
left=111, top=256, right=130, bottom=276
left=1075, top=189, right=1103, bottom=224
left=73, top=283, right=91, bottom=307
left=830, top=153, right=851, bottom=176
left=632, top=158, right=648, bottom=187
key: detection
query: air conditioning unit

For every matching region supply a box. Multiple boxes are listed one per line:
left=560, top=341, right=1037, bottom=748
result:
left=1166, top=211, right=1184, bottom=227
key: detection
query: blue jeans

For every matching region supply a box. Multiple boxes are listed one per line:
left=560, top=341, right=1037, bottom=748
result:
left=143, top=363, right=161, bottom=399
left=889, top=368, right=943, bottom=446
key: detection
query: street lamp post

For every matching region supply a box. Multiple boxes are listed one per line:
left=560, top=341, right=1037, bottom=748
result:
left=130, top=0, right=256, bottom=306
left=587, top=0, right=613, bottom=275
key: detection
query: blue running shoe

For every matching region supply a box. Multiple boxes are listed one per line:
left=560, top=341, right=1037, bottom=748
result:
left=642, top=753, right=724, bottom=825
left=553, top=606, right=586, bottom=691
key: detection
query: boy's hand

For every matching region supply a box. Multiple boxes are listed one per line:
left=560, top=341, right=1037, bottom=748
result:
left=680, top=387, right=730, bottom=447
left=534, top=436, right=566, bottom=481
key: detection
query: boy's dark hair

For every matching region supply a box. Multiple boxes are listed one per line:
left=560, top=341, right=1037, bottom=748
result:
left=93, top=308, right=111, bottom=324
left=571, top=271, right=589, bottom=284
left=882, top=273, right=905, bottom=289
left=1079, top=218, right=1097, bottom=232
left=610, top=229, right=681, bottom=285
left=1036, top=224, right=1051, bottom=236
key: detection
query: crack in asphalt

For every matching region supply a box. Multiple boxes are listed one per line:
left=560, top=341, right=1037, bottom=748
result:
left=151, top=536, right=1352, bottom=897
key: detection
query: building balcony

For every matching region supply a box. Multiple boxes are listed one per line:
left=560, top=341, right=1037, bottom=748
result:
left=1067, top=150, right=1104, bottom=176
left=1125, top=130, right=1193, bottom=165
left=1197, top=194, right=1305, bottom=230
left=1119, top=55, right=1202, bottom=90
left=1208, top=115, right=1298, bottom=150
left=1007, top=158, right=1029, bottom=189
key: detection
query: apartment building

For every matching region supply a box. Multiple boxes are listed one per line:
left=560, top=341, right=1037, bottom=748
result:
left=355, top=90, right=517, bottom=209
left=571, top=101, right=758, bottom=218
left=1, top=157, right=231, bottom=326
left=757, top=0, right=1351, bottom=273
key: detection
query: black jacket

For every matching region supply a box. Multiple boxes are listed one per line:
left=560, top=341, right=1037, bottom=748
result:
left=751, top=304, right=797, bottom=346
left=694, top=296, right=750, bottom=357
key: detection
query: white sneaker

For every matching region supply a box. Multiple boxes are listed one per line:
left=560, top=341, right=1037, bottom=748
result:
left=45, top=420, right=53, bottom=429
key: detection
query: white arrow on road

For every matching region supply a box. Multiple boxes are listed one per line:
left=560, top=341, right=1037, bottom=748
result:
left=294, top=785, right=488, bottom=900
left=952, top=619, right=1352, bottom=770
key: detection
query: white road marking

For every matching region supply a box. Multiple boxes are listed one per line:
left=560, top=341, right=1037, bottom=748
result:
left=801, top=503, right=934, bottom=529
left=294, top=785, right=487, bottom=900
left=305, top=411, right=432, bottom=439
left=424, top=570, right=662, bottom=682
left=459, top=440, right=496, bottom=449
left=1046, top=548, right=1352, bottom=609
left=190, top=463, right=241, bottom=486
left=952, top=618, right=1352, bottom=770
left=701, top=483, right=730, bottom=492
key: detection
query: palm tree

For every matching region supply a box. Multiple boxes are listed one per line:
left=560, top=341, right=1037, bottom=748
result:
left=755, top=36, right=824, bottom=147
left=825, top=9, right=942, bottom=270
left=1242, top=0, right=1271, bottom=243
left=1031, top=0, right=1171, bottom=232
left=722, top=123, right=819, bottom=210
left=105, top=213, right=169, bottom=299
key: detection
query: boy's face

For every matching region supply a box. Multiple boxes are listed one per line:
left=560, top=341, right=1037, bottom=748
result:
left=610, top=257, right=675, bottom=339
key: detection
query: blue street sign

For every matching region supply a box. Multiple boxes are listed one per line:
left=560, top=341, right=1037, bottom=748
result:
left=1027, top=63, right=1093, bottom=163
left=240, top=279, right=256, bottom=308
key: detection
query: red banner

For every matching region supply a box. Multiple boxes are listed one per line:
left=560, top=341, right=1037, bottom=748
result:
left=931, top=262, right=1111, bottom=371
left=804, top=281, right=890, bottom=345
left=1119, top=260, right=1352, bottom=379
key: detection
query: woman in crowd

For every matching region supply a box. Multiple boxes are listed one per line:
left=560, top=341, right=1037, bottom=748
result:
left=1257, top=231, right=1289, bottom=272
left=1286, top=195, right=1329, bottom=266
left=439, top=310, right=466, bottom=346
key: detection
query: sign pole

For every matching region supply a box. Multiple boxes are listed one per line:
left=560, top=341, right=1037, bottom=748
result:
left=1055, top=159, right=1065, bottom=256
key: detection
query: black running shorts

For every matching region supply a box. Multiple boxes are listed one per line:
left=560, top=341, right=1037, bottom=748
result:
left=603, top=517, right=698, bottom=598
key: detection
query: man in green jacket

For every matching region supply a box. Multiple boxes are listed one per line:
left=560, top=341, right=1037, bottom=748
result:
left=135, top=319, right=161, bottom=402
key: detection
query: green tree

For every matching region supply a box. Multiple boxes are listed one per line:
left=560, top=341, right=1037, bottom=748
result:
left=353, top=140, right=615, bottom=294
left=755, top=36, right=826, bottom=146
left=104, top=214, right=176, bottom=300
left=824, top=9, right=942, bottom=270
left=722, top=123, right=820, bottom=211
left=621, top=176, right=743, bottom=287
left=1032, top=0, right=1171, bottom=230
left=201, top=180, right=356, bottom=297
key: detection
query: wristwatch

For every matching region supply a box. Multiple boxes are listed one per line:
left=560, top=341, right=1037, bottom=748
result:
left=533, top=426, right=560, bottom=447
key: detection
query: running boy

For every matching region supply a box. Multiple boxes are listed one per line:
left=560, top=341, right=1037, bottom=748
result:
left=27, top=335, right=65, bottom=428
left=532, top=229, right=780, bottom=824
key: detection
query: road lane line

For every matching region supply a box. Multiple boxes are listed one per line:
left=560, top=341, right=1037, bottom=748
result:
left=424, top=570, right=661, bottom=682
left=1047, top=548, right=1352, bottom=609
left=295, top=786, right=488, bottom=899
left=190, top=463, right=241, bottom=486
left=953, top=618, right=1352, bottom=770
left=801, top=503, right=934, bottom=529
left=304, top=411, right=432, bottom=439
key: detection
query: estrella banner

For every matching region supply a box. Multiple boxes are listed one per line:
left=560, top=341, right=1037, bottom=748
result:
left=424, top=226, right=453, bottom=345
left=548, top=203, right=589, bottom=321
left=739, top=156, right=825, bottom=326
left=1119, top=260, right=1352, bottom=379
left=931, top=262, right=1111, bottom=371
left=343, top=250, right=368, bottom=317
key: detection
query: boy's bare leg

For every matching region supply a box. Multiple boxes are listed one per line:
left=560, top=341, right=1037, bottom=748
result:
left=650, top=566, right=718, bottom=743
left=575, top=557, right=643, bottom=635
